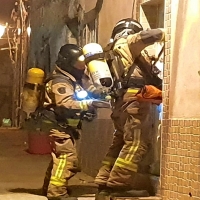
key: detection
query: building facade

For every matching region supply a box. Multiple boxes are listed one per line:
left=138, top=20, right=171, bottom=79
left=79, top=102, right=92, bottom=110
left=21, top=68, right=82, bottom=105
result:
left=161, top=0, right=200, bottom=199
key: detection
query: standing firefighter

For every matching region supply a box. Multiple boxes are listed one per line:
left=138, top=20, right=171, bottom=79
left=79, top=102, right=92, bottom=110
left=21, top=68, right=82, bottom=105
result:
left=93, top=18, right=165, bottom=198
left=42, top=44, right=96, bottom=200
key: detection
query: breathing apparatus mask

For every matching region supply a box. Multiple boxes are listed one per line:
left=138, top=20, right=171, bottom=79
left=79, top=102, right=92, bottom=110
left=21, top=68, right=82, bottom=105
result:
left=111, top=18, right=143, bottom=41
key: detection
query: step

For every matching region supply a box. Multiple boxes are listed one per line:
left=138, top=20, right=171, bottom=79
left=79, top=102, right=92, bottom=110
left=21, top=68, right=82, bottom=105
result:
left=112, top=197, right=161, bottom=200
left=0, top=193, right=47, bottom=200
left=77, top=196, right=161, bottom=200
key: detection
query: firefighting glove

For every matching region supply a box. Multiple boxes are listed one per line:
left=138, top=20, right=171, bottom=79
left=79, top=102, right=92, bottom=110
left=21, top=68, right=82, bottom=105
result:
left=88, top=89, right=111, bottom=101
left=81, top=99, right=111, bottom=111
left=91, top=100, right=111, bottom=108
left=80, top=100, right=96, bottom=122
left=83, top=106, right=97, bottom=122
left=80, top=100, right=94, bottom=111
left=99, top=91, right=111, bottom=101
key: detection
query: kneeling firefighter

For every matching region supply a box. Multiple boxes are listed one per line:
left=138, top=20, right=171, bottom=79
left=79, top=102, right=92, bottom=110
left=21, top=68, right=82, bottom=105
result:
left=82, top=18, right=164, bottom=198
left=36, top=44, right=105, bottom=200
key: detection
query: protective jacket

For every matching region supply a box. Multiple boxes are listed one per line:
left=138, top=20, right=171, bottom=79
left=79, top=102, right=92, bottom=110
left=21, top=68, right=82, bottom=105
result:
left=45, top=66, right=89, bottom=114
left=95, top=28, right=165, bottom=195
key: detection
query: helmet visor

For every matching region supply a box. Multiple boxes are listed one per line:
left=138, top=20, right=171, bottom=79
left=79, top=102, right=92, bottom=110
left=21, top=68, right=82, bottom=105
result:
left=77, top=55, right=85, bottom=62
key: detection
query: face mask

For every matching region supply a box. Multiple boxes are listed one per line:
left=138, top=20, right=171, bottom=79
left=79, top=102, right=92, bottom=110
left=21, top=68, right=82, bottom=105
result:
left=114, top=28, right=133, bottom=40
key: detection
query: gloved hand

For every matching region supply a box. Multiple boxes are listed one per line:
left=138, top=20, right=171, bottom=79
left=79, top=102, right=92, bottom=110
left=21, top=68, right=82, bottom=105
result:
left=99, top=91, right=111, bottom=101
left=81, top=99, right=111, bottom=110
left=88, top=89, right=111, bottom=101
left=80, top=100, right=94, bottom=111
left=91, top=100, right=111, bottom=108
left=83, top=106, right=97, bottom=122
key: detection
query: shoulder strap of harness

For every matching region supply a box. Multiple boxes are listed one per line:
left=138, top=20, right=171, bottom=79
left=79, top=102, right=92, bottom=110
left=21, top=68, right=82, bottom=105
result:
left=44, top=73, right=76, bottom=89
left=151, top=44, right=165, bottom=67
left=134, top=55, right=162, bottom=90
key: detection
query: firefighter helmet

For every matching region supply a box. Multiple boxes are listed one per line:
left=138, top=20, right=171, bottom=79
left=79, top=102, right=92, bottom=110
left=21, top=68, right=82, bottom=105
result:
left=56, top=44, right=83, bottom=73
left=111, top=18, right=143, bottom=40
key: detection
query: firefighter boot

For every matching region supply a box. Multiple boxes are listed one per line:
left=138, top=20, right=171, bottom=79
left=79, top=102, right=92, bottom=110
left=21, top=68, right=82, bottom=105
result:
left=107, top=166, right=151, bottom=197
left=95, top=185, right=112, bottom=200
left=110, top=189, right=149, bottom=198
left=60, top=197, right=78, bottom=200
left=48, top=195, right=78, bottom=200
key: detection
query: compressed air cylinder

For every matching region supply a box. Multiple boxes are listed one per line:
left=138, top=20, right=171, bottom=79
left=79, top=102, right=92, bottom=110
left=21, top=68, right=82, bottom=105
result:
left=22, top=68, right=45, bottom=117
left=82, top=43, right=113, bottom=88
left=26, top=68, right=45, bottom=84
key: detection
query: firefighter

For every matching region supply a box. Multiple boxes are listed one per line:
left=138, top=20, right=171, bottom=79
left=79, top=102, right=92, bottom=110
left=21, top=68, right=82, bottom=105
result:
left=42, top=44, right=96, bottom=200
left=94, top=18, right=165, bottom=197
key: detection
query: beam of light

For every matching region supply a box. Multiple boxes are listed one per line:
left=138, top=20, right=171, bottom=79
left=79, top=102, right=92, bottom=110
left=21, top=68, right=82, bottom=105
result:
left=17, top=28, right=21, bottom=35
left=76, top=90, right=88, bottom=99
left=27, top=26, right=31, bottom=37
left=0, top=25, right=6, bottom=38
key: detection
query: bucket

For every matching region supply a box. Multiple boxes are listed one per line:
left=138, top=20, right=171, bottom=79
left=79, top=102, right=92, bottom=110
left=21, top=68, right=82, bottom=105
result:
left=28, top=132, right=51, bottom=154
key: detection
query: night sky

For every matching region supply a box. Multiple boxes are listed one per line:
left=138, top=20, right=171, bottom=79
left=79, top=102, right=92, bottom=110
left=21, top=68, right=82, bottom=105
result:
left=0, top=0, right=16, bottom=24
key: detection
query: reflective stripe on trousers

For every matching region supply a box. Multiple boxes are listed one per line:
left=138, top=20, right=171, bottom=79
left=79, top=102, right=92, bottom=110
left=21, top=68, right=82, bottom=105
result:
left=50, top=154, right=67, bottom=186
left=115, top=129, right=141, bottom=172
left=95, top=98, right=151, bottom=187
left=102, top=156, right=117, bottom=166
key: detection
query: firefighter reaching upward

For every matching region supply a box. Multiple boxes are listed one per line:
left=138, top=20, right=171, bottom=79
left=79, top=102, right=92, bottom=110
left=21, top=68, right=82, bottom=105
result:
left=93, top=18, right=165, bottom=198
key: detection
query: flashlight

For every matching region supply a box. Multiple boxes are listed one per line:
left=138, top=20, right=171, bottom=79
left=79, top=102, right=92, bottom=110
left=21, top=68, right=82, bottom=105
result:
left=75, top=85, right=88, bottom=100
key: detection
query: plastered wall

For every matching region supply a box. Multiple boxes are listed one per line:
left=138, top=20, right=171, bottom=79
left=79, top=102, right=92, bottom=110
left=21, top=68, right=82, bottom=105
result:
left=29, top=0, right=80, bottom=74
left=169, top=0, right=200, bottom=118
left=161, top=0, right=200, bottom=199
left=98, top=0, right=136, bottom=47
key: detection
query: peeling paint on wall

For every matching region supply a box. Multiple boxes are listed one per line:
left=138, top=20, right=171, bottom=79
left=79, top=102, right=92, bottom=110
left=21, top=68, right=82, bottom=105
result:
left=29, top=0, right=79, bottom=73
left=29, top=0, right=103, bottom=73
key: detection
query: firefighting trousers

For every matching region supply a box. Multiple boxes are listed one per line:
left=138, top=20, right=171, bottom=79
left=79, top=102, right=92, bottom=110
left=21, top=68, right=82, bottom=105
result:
left=42, top=128, right=79, bottom=198
left=94, top=97, right=153, bottom=190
